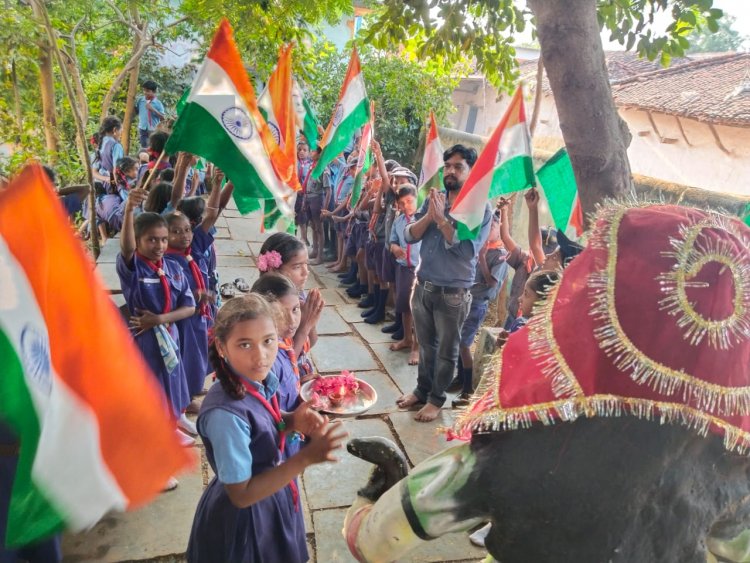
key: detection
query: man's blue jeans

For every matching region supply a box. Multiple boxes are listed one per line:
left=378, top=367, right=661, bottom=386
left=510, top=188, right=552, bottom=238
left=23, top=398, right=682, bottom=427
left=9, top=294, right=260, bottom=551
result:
left=411, top=282, right=471, bottom=407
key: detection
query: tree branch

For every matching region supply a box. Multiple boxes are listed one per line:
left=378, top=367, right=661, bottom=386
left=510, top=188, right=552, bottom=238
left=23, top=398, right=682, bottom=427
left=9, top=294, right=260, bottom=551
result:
left=99, top=38, right=151, bottom=124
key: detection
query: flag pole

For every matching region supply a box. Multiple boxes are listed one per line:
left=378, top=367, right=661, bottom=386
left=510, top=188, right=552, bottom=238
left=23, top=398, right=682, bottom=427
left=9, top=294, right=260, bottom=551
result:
left=141, top=150, right=167, bottom=191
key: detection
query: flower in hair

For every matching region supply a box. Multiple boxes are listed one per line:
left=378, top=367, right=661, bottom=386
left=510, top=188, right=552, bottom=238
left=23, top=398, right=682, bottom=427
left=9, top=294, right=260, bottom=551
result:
left=258, top=250, right=283, bottom=272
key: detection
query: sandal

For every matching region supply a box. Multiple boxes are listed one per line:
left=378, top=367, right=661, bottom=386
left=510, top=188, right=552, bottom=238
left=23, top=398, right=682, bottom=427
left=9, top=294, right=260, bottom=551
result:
left=234, top=277, right=250, bottom=292
left=220, top=283, right=236, bottom=299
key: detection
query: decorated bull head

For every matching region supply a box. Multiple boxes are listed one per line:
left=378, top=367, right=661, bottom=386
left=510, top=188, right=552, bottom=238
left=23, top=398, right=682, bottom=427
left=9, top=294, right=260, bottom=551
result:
left=344, top=203, right=750, bottom=563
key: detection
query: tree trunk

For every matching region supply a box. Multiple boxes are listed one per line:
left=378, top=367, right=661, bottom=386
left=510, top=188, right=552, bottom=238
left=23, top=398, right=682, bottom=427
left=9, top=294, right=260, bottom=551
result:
left=31, top=0, right=59, bottom=156
left=528, top=54, right=544, bottom=136
left=31, top=0, right=100, bottom=256
left=528, top=0, right=633, bottom=220
left=121, top=57, right=141, bottom=153
left=10, top=60, right=23, bottom=139
left=99, top=39, right=149, bottom=125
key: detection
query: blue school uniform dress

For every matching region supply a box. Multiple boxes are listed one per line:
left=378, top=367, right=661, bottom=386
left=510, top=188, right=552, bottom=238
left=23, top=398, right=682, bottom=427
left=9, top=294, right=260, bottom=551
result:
left=273, top=342, right=302, bottom=458
left=116, top=253, right=194, bottom=418
left=166, top=230, right=214, bottom=396
left=187, top=375, right=307, bottom=563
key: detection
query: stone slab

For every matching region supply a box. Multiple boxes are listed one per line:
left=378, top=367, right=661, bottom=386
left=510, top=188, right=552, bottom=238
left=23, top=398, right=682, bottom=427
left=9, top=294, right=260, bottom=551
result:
left=299, top=476, right=313, bottom=532
left=213, top=239, right=251, bottom=257
left=369, top=343, right=418, bottom=394
left=310, top=336, right=378, bottom=373
left=387, top=410, right=455, bottom=467
left=216, top=267, right=259, bottom=289
left=336, top=303, right=370, bottom=324
left=213, top=215, right=229, bottom=229
left=473, top=327, right=503, bottom=389
left=319, top=288, right=348, bottom=307
left=352, top=322, right=398, bottom=345
left=214, top=227, right=231, bottom=239
left=303, top=418, right=396, bottom=510
left=97, top=238, right=120, bottom=263
left=248, top=241, right=263, bottom=257
left=95, top=262, right=122, bottom=294
left=313, top=507, right=486, bottom=563
left=225, top=217, right=271, bottom=242
left=316, top=307, right=351, bottom=335
left=213, top=255, right=253, bottom=268
left=62, top=467, right=203, bottom=562
left=355, top=370, right=402, bottom=415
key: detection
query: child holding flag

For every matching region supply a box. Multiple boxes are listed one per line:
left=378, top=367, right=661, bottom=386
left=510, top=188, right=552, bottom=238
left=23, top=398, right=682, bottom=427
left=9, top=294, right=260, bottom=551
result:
left=117, top=187, right=196, bottom=447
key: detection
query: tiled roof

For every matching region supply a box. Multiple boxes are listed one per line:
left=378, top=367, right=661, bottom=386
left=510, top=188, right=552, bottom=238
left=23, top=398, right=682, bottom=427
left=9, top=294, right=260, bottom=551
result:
left=611, top=52, right=750, bottom=127
left=518, top=51, right=693, bottom=93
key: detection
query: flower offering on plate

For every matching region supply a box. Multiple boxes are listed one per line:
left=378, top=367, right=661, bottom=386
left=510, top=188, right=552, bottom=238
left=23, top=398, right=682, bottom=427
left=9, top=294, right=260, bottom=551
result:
left=301, top=371, right=377, bottom=416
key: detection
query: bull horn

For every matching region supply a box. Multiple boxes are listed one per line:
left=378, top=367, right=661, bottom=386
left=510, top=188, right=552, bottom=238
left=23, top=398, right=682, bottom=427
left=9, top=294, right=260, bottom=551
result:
left=347, top=437, right=409, bottom=501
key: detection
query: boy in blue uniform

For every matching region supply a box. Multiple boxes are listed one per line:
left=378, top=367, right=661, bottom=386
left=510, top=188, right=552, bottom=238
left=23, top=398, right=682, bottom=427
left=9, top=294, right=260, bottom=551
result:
left=135, top=80, right=165, bottom=148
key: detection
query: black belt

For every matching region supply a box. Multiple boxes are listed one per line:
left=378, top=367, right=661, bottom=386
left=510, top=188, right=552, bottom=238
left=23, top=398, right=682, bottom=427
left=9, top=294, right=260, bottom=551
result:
left=418, top=279, right=468, bottom=294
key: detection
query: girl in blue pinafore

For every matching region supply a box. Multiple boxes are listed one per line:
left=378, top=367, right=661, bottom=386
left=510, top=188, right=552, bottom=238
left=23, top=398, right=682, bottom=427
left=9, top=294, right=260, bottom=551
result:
left=116, top=188, right=196, bottom=424
left=170, top=157, right=235, bottom=326
left=250, top=273, right=306, bottom=455
left=187, top=295, right=346, bottom=563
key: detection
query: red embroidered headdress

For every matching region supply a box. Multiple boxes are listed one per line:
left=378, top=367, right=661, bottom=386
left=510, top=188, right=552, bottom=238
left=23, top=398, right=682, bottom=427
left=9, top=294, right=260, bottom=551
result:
left=453, top=203, right=750, bottom=453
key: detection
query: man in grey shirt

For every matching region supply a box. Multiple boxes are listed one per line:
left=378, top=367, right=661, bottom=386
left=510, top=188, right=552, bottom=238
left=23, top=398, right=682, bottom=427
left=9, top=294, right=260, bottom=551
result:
left=396, top=144, right=493, bottom=422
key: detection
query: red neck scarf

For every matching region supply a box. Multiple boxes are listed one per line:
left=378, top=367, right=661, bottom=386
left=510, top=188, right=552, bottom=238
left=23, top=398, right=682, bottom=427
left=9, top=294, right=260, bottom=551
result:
left=135, top=253, right=171, bottom=314
left=278, top=338, right=300, bottom=389
left=239, top=378, right=299, bottom=510
left=166, top=246, right=210, bottom=318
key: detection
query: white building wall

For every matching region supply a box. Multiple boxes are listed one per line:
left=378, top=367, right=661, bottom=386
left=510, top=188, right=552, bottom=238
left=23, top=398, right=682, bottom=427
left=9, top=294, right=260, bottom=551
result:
left=450, top=84, right=750, bottom=197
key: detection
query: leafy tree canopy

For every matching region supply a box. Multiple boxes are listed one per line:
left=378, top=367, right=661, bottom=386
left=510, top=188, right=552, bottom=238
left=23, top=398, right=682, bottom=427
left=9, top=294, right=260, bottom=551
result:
left=687, top=13, right=747, bottom=52
left=364, top=0, right=727, bottom=90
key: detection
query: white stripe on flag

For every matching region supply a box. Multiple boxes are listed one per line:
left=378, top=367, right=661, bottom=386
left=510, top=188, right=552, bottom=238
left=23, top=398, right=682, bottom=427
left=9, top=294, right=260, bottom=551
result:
left=0, top=237, right=127, bottom=530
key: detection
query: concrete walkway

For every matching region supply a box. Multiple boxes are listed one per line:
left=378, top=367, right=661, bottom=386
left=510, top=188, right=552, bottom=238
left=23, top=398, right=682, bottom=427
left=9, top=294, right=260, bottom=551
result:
left=62, top=206, right=487, bottom=562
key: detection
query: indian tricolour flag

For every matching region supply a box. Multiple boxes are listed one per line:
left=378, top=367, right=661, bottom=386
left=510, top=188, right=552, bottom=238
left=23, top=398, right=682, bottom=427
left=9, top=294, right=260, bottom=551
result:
left=165, top=19, right=296, bottom=219
left=292, top=79, right=320, bottom=150
left=450, top=86, right=535, bottom=239
left=312, top=48, right=370, bottom=178
left=536, top=147, right=585, bottom=237
left=350, top=105, right=374, bottom=208
left=0, top=165, right=193, bottom=547
left=417, top=111, right=444, bottom=205
left=258, top=43, right=299, bottom=190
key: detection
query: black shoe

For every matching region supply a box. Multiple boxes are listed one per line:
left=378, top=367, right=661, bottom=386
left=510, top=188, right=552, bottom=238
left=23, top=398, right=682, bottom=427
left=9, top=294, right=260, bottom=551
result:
left=358, top=294, right=375, bottom=308
left=347, top=284, right=366, bottom=298
left=390, top=328, right=405, bottom=340
left=381, top=322, right=401, bottom=334
left=364, top=309, right=385, bottom=324
left=361, top=307, right=377, bottom=318
left=337, top=272, right=349, bottom=279
left=446, top=377, right=463, bottom=393
left=451, top=392, right=472, bottom=408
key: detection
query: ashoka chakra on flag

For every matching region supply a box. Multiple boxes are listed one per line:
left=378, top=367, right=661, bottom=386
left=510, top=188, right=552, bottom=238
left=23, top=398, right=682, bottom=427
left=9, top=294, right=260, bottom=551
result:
left=221, top=106, right=254, bottom=140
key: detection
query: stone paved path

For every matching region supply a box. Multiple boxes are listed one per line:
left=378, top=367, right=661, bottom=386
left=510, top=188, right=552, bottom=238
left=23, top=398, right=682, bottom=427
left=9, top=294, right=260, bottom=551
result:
left=62, top=207, right=487, bottom=562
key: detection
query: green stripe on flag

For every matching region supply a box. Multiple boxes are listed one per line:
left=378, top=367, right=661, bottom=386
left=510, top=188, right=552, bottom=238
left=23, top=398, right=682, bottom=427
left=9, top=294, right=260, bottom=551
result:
left=488, top=155, right=535, bottom=198
left=262, top=199, right=295, bottom=233
left=742, top=203, right=750, bottom=227
left=313, top=98, right=370, bottom=179
left=175, top=88, right=190, bottom=117
left=456, top=221, right=481, bottom=241
left=536, top=148, right=578, bottom=234
left=302, top=97, right=320, bottom=150
left=165, top=104, right=274, bottom=214
left=350, top=148, right=372, bottom=208
left=0, top=330, right=65, bottom=546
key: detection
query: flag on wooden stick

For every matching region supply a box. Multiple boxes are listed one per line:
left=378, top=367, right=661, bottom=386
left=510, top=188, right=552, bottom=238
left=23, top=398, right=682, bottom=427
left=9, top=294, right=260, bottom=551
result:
left=450, top=86, right=535, bottom=240
left=0, top=164, right=194, bottom=547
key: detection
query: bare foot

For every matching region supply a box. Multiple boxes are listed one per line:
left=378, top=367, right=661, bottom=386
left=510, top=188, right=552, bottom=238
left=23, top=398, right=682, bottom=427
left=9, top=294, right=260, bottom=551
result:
left=389, top=339, right=413, bottom=352
left=414, top=403, right=441, bottom=422
left=396, top=393, right=423, bottom=409
left=310, top=258, right=323, bottom=266
left=408, top=350, right=419, bottom=365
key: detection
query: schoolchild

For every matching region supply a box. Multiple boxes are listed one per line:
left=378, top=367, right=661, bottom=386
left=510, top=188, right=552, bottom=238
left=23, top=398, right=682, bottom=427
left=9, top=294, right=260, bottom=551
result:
left=116, top=188, right=196, bottom=457
left=257, top=233, right=324, bottom=378
left=388, top=185, right=421, bottom=366
left=186, top=295, right=346, bottom=563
